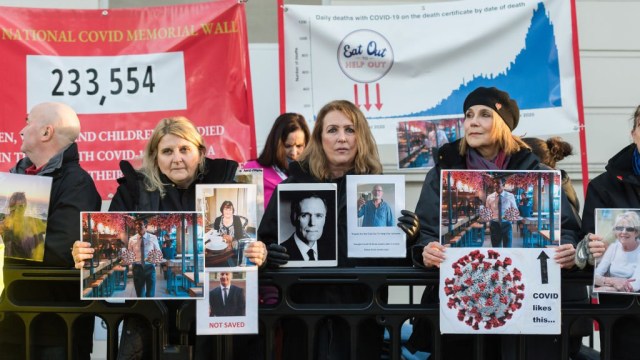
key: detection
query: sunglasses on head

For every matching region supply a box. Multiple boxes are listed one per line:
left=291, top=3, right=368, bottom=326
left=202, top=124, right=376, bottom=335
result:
left=614, top=226, right=637, bottom=232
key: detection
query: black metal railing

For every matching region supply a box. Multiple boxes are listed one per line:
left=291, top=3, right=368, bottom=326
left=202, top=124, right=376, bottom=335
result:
left=2, top=265, right=637, bottom=359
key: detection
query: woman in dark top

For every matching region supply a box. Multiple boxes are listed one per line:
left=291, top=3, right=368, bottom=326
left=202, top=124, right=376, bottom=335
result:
left=259, top=100, right=412, bottom=359
left=407, top=87, right=582, bottom=359
left=213, top=200, right=249, bottom=243
left=580, top=105, right=640, bottom=360
left=73, top=116, right=267, bottom=359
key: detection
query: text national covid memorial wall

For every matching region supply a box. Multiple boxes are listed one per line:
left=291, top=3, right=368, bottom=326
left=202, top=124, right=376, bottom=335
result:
left=0, top=0, right=256, bottom=199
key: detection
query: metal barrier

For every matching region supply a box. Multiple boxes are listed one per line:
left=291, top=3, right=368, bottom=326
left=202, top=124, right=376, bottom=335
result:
left=2, top=265, right=638, bottom=359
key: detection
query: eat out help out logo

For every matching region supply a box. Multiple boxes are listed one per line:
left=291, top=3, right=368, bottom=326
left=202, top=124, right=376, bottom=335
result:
left=337, top=29, right=394, bottom=83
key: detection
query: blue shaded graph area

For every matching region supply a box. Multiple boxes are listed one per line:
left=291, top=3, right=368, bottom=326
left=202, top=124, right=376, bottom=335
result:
left=407, top=2, right=561, bottom=118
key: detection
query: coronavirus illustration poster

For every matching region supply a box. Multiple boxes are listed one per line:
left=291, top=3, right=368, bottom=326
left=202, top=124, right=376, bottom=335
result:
left=440, top=248, right=561, bottom=334
left=438, top=169, right=562, bottom=333
left=439, top=246, right=561, bottom=334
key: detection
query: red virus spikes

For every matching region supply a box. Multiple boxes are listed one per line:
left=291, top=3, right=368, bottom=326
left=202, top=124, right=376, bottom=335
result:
left=443, top=249, right=525, bottom=331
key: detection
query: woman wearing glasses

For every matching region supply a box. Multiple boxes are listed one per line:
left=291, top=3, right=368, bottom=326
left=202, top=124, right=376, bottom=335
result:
left=582, top=105, right=640, bottom=359
left=593, top=211, right=640, bottom=293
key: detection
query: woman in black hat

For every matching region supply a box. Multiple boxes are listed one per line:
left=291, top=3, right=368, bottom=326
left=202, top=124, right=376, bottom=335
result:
left=404, top=87, right=583, bottom=359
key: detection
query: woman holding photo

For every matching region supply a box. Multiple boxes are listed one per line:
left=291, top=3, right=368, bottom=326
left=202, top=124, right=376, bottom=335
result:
left=581, top=105, right=640, bottom=360
left=72, top=116, right=267, bottom=359
left=405, top=87, right=582, bottom=359
left=259, top=100, right=414, bottom=359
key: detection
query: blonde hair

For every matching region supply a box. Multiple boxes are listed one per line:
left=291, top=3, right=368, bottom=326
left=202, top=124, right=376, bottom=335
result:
left=459, top=111, right=529, bottom=156
left=141, top=117, right=206, bottom=197
left=299, top=100, right=382, bottom=180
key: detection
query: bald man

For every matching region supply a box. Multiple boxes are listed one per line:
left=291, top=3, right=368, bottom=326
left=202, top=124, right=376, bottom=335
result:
left=2, top=102, right=101, bottom=359
left=10, top=102, right=101, bottom=266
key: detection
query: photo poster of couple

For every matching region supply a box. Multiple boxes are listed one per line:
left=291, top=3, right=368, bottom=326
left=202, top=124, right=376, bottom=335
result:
left=346, top=174, right=406, bottom=258
left=593, top=208, right=640, bottom=295
left=438, top=169, right=563, bottom=334
left=276, top=183, right=338, bottom=267
left=0, top=172, right=52, bottom=263
left=195, top=183, right=259, bottom=334
left=80, top=211, right=205, bottom=301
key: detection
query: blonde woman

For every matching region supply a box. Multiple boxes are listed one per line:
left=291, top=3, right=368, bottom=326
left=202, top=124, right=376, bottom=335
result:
left=408, top=87, right=582, bottom=359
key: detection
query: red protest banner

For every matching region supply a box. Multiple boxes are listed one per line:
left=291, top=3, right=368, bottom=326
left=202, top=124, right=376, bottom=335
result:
left=0, top=0, right=256, bottom=199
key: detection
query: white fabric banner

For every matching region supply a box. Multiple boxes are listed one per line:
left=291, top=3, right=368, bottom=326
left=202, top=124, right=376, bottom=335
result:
left=283, top=0, right=579, bottom=144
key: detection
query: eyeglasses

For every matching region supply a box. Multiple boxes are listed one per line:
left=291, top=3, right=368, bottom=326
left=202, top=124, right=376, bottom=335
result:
left=614, top=226, right=637, bottom=232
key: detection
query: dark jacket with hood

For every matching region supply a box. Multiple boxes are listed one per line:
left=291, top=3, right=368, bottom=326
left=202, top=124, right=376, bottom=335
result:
left=582, top=143, right=640, bottom=359
left=7, top=143, right=100, bottom=358
left=583, top=143, right=640, bottom=233
left=107, top=157, right=238, bottom=360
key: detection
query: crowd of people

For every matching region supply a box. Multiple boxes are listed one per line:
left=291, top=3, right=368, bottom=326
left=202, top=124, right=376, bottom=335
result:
left=2, top=87, right=639, bottom=359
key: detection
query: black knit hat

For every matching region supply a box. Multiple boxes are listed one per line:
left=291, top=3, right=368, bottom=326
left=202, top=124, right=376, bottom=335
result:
left=463, top=87, right=519, bottom=131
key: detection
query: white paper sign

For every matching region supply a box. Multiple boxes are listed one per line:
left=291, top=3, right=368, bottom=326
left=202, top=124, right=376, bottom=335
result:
left=346, top=174, right=406, bottom=258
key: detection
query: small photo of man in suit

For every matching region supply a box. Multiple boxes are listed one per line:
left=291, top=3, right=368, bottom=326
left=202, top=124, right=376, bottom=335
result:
left=280, top=193, right=336, bottom=262
left=209, top=271, right=245, bottom=317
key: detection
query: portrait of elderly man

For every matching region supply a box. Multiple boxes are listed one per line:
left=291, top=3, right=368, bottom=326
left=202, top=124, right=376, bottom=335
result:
left=357, top=184, right=394, bottom=227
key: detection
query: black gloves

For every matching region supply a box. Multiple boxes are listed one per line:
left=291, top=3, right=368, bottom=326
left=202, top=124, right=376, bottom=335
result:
left=266, top=243, right=289, bottom=267
left=398, top=210, right=420, bottom=245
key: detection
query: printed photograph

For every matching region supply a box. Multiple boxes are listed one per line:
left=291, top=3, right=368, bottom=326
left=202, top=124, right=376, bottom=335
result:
left=356, top=183, right=396, bottom=227
left=347, top=175, right=407, bottom=258
left=208, top=271, right=246, bottom=317
left=80, top=212, right=204, bottom=300
left=0, top=173, right=52, bottom=262
left=277, top=183, right=337, bottom=267
left=197, top=184, right=258, bottom=268
left=593, top=209, right=640, bottom=294
left=440, top=170, right=562, bottom=248
left=396, top=118, right=463, bottom=169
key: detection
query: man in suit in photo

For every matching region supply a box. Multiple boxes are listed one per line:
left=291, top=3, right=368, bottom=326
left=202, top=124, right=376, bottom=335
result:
left=209, top=272, right=245, bottom=317
left=486, top=178, right=518, bottom=247
left=280, top=194, right=331, bottom=261
left=128, top=218, right=161, bottom=297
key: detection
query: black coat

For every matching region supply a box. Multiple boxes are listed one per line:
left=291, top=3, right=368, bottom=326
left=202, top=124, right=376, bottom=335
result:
left=257, top=161, right=410, bottom=360
left=107, top=156, right=237, bottom=357
left=11, top=143, right=102, bottom=267
left=582, top=143, right=640, bottom=358
left=109, top=157, right=238, bottom=212
left=407, top=140, right=585, bottom=358
left=583, top=143, right=640, bottom=233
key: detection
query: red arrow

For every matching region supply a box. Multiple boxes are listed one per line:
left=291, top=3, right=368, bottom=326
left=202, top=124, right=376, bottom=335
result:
left=375, top=83, right=383, bottom=110
left=353, top=84, right=360, bottom=108
left=364, top=83, right=372, bottom=111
